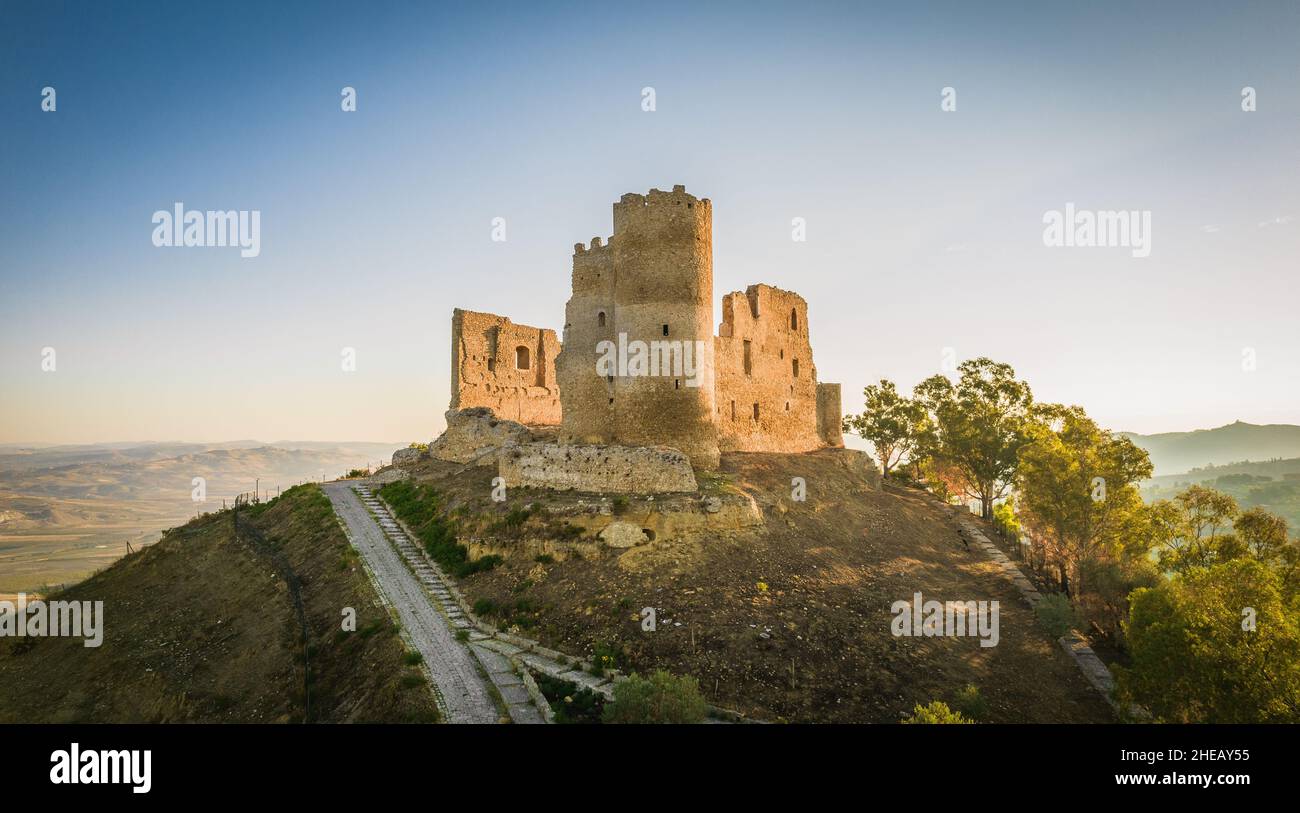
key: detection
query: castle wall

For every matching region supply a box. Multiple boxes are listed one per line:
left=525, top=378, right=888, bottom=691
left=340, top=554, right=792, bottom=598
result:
left=450, top=309, right=561, bottom=425
left=714, top=285, right=826, bottom=453
left=448, top=187, right=845, bottom=472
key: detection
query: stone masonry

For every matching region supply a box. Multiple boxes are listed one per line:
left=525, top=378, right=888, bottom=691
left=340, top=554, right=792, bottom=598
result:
left=444, top=187, right=844, bottom=471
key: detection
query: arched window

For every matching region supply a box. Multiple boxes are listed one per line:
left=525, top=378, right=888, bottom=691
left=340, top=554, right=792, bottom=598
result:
left=515, top=346, right=530, bottom=370
left=598, top=311, right=606, bottom=327
left=790, top=308, right=799, bottom=330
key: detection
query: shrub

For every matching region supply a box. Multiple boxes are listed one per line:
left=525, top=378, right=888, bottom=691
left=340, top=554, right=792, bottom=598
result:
left=902, top=701, right=973, bottom=724
left=1034, top=592, right=1080, bottom=639
left=535, top=673, right=606, bottom=724
left=402, top=651, right=423, bottom=666
left=601, top=670, right=708, bottom=724
left=534, top=553, right=555, bottom=565
left=472, top=598, right=497, bottom=617
left=951, top=684, right=988, bottom=721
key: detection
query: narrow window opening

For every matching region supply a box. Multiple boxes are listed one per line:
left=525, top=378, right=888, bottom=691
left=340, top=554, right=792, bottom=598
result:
left=792, top=359, right=799, bottom=378
left=662, top=324, right=669, bottom=336
left=730, top=400, right=736, bottom=421
left=785, top=402, right=790, bottom=411
left=487, top=358, right=496, bottom=372
left=598, top=311, right=606, bottom=327
left=752, top=403, right=760, bottom=421
left=790, top=308, right=799, bottom=330
left=515, top=346, right=530, bottom=370
left=743, top=340, right=752, bottom=375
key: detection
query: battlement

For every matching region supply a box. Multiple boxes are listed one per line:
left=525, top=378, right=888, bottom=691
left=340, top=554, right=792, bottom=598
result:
left=614, top=185, right=711, bottom=213
left=572, top=235, right=615, bottom=255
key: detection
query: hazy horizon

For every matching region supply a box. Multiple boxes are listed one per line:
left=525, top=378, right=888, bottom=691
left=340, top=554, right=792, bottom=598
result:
left=4, top=1, right=1297, bottom=444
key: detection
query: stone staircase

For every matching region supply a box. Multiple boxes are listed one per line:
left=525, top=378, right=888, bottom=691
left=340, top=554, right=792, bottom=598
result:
left=354, top=483, right=621, bottom=723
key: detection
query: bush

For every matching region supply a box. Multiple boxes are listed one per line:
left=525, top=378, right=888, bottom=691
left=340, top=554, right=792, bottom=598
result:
left=1034, top=592, right=1080, bottom=639
left=535, top=673, right=606, bottom=724
left=472, top=598, right=497, bottom=616
left=951, top=684, right=988, bottom=721
left=902, top=701, right=973, bottom=724
left=601, top=670, right=707, bottom=724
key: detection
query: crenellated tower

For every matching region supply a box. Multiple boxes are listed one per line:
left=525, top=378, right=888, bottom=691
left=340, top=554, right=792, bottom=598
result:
left=555, top=186, right=720, bottom=469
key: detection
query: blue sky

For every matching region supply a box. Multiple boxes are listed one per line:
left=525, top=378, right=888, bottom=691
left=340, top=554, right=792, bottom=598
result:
left=2, top=0, right=1298, bottom=444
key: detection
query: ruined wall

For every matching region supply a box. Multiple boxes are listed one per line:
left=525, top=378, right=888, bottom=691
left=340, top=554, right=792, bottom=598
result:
left=497, top=443, right=698, bottom=494
left=450, top=309, right=561, bottom=425
left=816, top=383, right=844, bottom=447
left=556, top=186, right=720, bottom=469
left=714, top=285, right=826, bottom=453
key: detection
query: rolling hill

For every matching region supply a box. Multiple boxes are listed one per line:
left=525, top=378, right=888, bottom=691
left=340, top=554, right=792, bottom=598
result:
left=1121, top=421, right=1300, bottom=476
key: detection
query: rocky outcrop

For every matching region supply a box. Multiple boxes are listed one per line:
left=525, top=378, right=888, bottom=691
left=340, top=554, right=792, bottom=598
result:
left=497, top=442, right=698, bottom=494
left=830, top=448, right=881, bottom=490
left=429, top=407, right=534, bottom=464
left=391, top=446, right=424, bottom=467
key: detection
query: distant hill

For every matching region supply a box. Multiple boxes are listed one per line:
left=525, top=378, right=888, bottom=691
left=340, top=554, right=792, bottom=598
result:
left=0, top=440, right=404, bottom=595
left=1121, top=421, right=1300, bottom=476
left=0, top=485, right=438, bottom=723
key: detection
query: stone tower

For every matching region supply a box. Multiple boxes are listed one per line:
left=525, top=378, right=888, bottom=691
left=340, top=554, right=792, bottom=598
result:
left=556, top=186, right=720, bottom=469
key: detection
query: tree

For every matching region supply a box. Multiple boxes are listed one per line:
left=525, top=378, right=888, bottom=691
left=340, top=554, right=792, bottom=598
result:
left=1236, top=506, right=1291, bottom=565
left=1150, top=485, right=1244, bottom=574
left=1014, top=404, right=1153, bottom=597
left=914, top=358, right=1034, bottom=519
left=842, top=379, right=929, bottom=478
left=1117, top=558, right=1300, bottom=723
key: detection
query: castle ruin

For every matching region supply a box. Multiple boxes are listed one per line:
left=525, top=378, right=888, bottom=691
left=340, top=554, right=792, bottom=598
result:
left=442, top=186, right=842, bottom=485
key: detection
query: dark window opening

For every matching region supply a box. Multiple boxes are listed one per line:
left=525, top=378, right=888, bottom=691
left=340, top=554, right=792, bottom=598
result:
left=662, top=324, right=669, bottom=336
left=753, top=403, right=760, bottom=420
left=730, top=400, right=736, bottom=421
left=785, top=402, right=791, bottom=411
left=487, top=358, right=496, bottom=372
left=743, top=340, right=752, bottom=375
left=598, top=311, right=606, bottom=327
left=792, top=359, right=799, bottom=378
left=674, top=379, right=680, bottom=389
left=515, top=346, right=530, bottom=370
left=790, top=308, right=799, bottom=330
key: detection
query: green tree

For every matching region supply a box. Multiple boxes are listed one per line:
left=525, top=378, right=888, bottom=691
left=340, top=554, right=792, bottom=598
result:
left=1236, top=506, right=1291, bottom=565
left=1117, top=558, right=1300, bottom=723
left=1150, top=485, right=1244, bottom=574
left=1014, top=404, right=1153, bottom=596
left=914, top=358, right=1035, bottom=519
left=842, top=379, right=929, bottom=478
